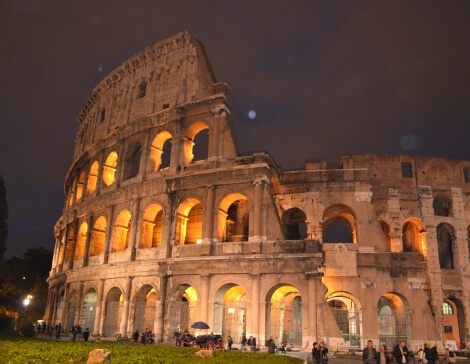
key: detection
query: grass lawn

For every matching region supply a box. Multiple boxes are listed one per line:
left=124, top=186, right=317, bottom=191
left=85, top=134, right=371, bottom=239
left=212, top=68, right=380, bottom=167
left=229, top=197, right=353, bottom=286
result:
left=0, top=334, right=304, bottom=364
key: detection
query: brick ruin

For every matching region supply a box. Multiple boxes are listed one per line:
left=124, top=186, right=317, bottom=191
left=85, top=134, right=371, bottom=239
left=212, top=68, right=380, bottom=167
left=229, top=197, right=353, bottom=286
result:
left=45, top=30, right=470, bottom=352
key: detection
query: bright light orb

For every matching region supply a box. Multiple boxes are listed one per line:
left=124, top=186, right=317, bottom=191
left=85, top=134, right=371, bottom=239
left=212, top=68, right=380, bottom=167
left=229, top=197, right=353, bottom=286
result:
left=248, top=110, right=256, bottom=119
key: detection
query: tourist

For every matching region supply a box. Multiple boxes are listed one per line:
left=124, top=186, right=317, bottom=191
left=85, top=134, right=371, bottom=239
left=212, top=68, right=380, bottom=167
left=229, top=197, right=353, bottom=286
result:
left=227, top=335, right=233, bottom=350
left=378, top=344, right=390, bottom=364
left=316, top=342, right=328, bottom=363
left=116, top=333, right=123, bottom=343
left=417, top=348, right=424, bottom=364
left=312, top=342, right=319, bottom=362
left=55, top=323, right=61, bottom=339
left=362, top=340, right=378, bottom=364
left=133, top=330, right=139, bottom=342
left=241, top=334, right=247, bottom=351
left=83, top=328, right=90, bottom=342
left=392, top=341, right=409, bottom=364
left=267, top=336, right=276, bottom=354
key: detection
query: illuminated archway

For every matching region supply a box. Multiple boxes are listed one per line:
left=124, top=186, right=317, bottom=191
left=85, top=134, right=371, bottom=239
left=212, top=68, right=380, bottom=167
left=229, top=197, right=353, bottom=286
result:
left=167, top=285, right=198, bottom=335
left=103, top=151, right=118, bottom=186
left=133, top=285, right=157, bottom=333
left=111, top=210, right=132, bottom=252
left=86, top=161, right=99, bottom=195
left=149, top=131, right=172, bottom=172
left=378, top=293, right=411, bottom=347
left=327, top=292, right=362, bottom=348
left=175, top=199, right=203, bottom=245
left=183, top=122, right=209, bottom=165
left=57, top=233, right=65, bottom=265
left=140, top=204, right=163, bottom=248
left=90, top=216, right=106, bottom=256
left=323, top=204, right=357, bottom=243
left=82, top=288, right=97, bottom=331
left=213, top=284, right=246, bottom=343
left=103, top=287, right=123, bottom=337
left=379, top=220, right=392, bottom=250
left=218, top=194, right=249, bottom=243
left=265, top=285, right=302, bottom=347
left=282, top=208, right=307, bottom=240
left=443, top=298, right=466, bottom=349
left=65, top=226, right=75, bottom=263
left=76, top=171, right=86, bottom=200
left=74, top=222, right=88, bottom=260
left=402, top=218, right=426, bottom=255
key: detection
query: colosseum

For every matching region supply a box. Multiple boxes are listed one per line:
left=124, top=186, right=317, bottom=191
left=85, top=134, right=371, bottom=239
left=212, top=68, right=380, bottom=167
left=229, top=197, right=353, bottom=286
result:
left=45, top=30, right=470, bottom=352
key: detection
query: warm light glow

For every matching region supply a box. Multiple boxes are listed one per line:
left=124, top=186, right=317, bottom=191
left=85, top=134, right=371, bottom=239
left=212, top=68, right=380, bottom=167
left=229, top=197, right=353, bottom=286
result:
left=228, top=307, right=235, bottom=314
left=23, top=295, right=33, bottom=307
left=103, top=151, right=118, bottom=186
left=196, top=239, right=202, bottom=244
left=183, top=286, right=198, bottom=304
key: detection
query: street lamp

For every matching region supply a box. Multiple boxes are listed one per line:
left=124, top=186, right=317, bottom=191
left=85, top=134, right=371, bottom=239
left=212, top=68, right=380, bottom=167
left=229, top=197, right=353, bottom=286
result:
left=23, top=295, right=33, bottom=311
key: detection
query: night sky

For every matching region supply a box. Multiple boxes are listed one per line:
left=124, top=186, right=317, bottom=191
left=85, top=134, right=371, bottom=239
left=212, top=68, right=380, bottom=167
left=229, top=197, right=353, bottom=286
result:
left=1, top=1, right=470, bottom=258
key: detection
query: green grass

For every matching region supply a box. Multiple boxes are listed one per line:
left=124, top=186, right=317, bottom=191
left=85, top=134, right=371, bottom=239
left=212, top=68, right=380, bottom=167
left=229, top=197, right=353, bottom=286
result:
left=0, top=335, right=303, bottom=364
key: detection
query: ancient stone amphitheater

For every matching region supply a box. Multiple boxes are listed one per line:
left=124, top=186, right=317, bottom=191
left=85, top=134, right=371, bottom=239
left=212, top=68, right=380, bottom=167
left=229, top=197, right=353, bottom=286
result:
left=45, top=31, right=470, bottom=352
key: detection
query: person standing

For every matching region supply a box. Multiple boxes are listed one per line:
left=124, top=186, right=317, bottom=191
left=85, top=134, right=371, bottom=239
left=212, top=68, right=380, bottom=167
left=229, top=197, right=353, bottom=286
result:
left=133, top=330, right=139, bottom=343
left=378, top=344, right=390, bottom=364
left=316, top=342, right=328, bottom=363
left=312, top=342, right=319, bottom=363
left=392, top=341, right=409, bottom=364
left=267, top=337, right=276, bottom=354
left=241, top=334, right=247, bottom=351
left=362, top=340, right=378, bottom=364
left=83, top=328, right=90, bottom=342
left=227, top=335, right=233, bottom=350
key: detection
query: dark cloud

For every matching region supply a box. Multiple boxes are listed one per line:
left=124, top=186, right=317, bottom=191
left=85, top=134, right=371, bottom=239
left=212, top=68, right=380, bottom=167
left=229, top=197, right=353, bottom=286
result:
left=1, top=1, right=469, bottom=258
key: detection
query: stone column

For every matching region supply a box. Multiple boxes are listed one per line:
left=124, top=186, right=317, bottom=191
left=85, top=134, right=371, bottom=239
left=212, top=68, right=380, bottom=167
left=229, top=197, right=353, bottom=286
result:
left=103, top=205, right=115, bottom=264
left=75, top=282, right=85, bottom=326
left=83, top=215, right=93, bottom=267
left=44, top=286, right=54, bottom=325
left=60, top=283, right=70, bottom=330
left=59, top=224, right=69, bottom=271
left=140, top=127, right=152, bottom=181
left=253, top=180, right=264, bottom=239
left=93, top=279, right=105, bottom=336
left=200, top=274, right=211, bottom=325
left=250, top=274, right=260, bottom=338
left=169, top=128, right=182, bottom=174
left=307, top=273, right=318, bottom=343
left=209, top=110, right=220, bottom=159
left=160, top=192, right=174, bottom=258
left=51, top=285, right=60, bottom=325
left=129, top=198, right=141, bottom=261
left=95, top=151, right=106, bottom=197
left=154, top=275, right=168, bottom=342
left=68, top=220, right=79, bottom=270
left=202, top=185, right=215, bottom=244
left=119, top=276, right=133, bottom=338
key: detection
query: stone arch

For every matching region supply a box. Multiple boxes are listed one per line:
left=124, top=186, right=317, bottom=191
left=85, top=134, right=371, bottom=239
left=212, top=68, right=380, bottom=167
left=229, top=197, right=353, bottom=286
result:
left=433, top=194, right=452, bottom=217
left=282, top=208, right=307, bottom=240
left=57, top=233, right=65, bottom=265
left=103, top=151, right=118, bottom=186
left=167, top=284, right=198, bottom=335
left=378, top=292, right=411, bottom=348
left=140, top=204, right=164, bottom=248
left=265, top=284, right=302, bottom=347
left=103, top=287, right=123, bottom=337
left=443, top=296, right=466, bottom=349
left=65, top=225, right=75, bottom=263
left=90, top=216, right=106, bottom=256
left=82, top=288, right=97, bottom=332
left=327, top=291, right=363, bottom=348
left=175, top=198, right=203, bottom=245
left=213, top=283, right=247, bottom=343
left=218, top=193, right=250, bottom=243
left=132, top=284, right=157, bottom=334
left=67, top=179, right=76, bottom=207
left=74, top=222, right=88, bottom=260
left=75, top=171, right=86, bottom=200
left=111, top=210, right=132, bottom=252
left=183, top=121, right=209, bottom=164
left=322, top=204, right=357, bottom=243
left=123, top=141, right=142, bottom=180
left=437, top=223, right=456, bottom=269
left=66, top=290, right=79, bottom=331
left=149, top=131, right=172, bottom=172
left=402, top=218, right=426, bottom=254
left=86, top=161, right=99, bottom=195
left=379, top=219, right=392, bottom=250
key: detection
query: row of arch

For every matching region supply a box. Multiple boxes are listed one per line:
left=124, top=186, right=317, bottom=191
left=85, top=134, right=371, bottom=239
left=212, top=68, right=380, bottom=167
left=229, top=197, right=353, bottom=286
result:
left=67, top=122, right=211, bottom=207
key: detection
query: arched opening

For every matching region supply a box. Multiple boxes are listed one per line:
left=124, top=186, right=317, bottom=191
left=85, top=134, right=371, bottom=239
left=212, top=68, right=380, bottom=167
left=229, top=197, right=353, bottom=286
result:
left=378, top=293, right=411, bottom=348
left=57, top=233, right=65, bottom=265
left=282, top=208, right=307, bottom=240
left=68, top=180, right=76, bottom=206
left=137, top=81, right=147, bottom=99
left=322, top=204, right=357, bottom=243
left=82, top=289, right=97, bottom=332
left=175, top=199, right=203, bottom=245
left=111, top=210, right=132, bottom=252
left=65, top=226, right=75, bottom=263
left=74, top=222, right=88, bottom=260
left=379, top=220, right=392, bottom=250
left=443, top=298, right=466, bottom=349
left=133, top=285, right=157, bottom=334
left=140, top=204, right=163, bottom=248
left=123, top=141, right=142, bottom=180
left=437, top=223, right=455, bottom=269
left=218, top=194, right=249, bottom=243
left=103, top=151, right=118, bottom=186
left=86, top=161, right=99, bottom=195
left=66, top=290, right=78, bottom=332
left=402, top=218, right=427, bottom=254
left=149, top=131, right=172, bottom=172
left=213, top=284, right=246, bottom=343
left=327, top=292, right=362, bottom=348
left=103, top=287, right=123, bottom=337
left=167, top=285, right=197, bottom=335
left=90, top=216, right=106, bottom=256
left=266, top=285, right=302, bottom=347
left=183, top=122, right=209, bottom=165
left=75, top=171, right=86, bottom=200
left=433, top=195, right=452, bottom=217
left=192, top=129, right=209, bottom=162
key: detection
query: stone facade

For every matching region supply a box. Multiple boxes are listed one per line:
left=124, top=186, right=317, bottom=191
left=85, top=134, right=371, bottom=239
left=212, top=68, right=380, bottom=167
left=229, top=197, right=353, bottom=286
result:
left=45, top=31, right=470, bottom=353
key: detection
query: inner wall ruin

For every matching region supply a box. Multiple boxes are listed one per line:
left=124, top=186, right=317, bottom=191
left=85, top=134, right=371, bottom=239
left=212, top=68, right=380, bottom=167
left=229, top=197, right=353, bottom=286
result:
left=45, top=30, right=470, bottom=352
